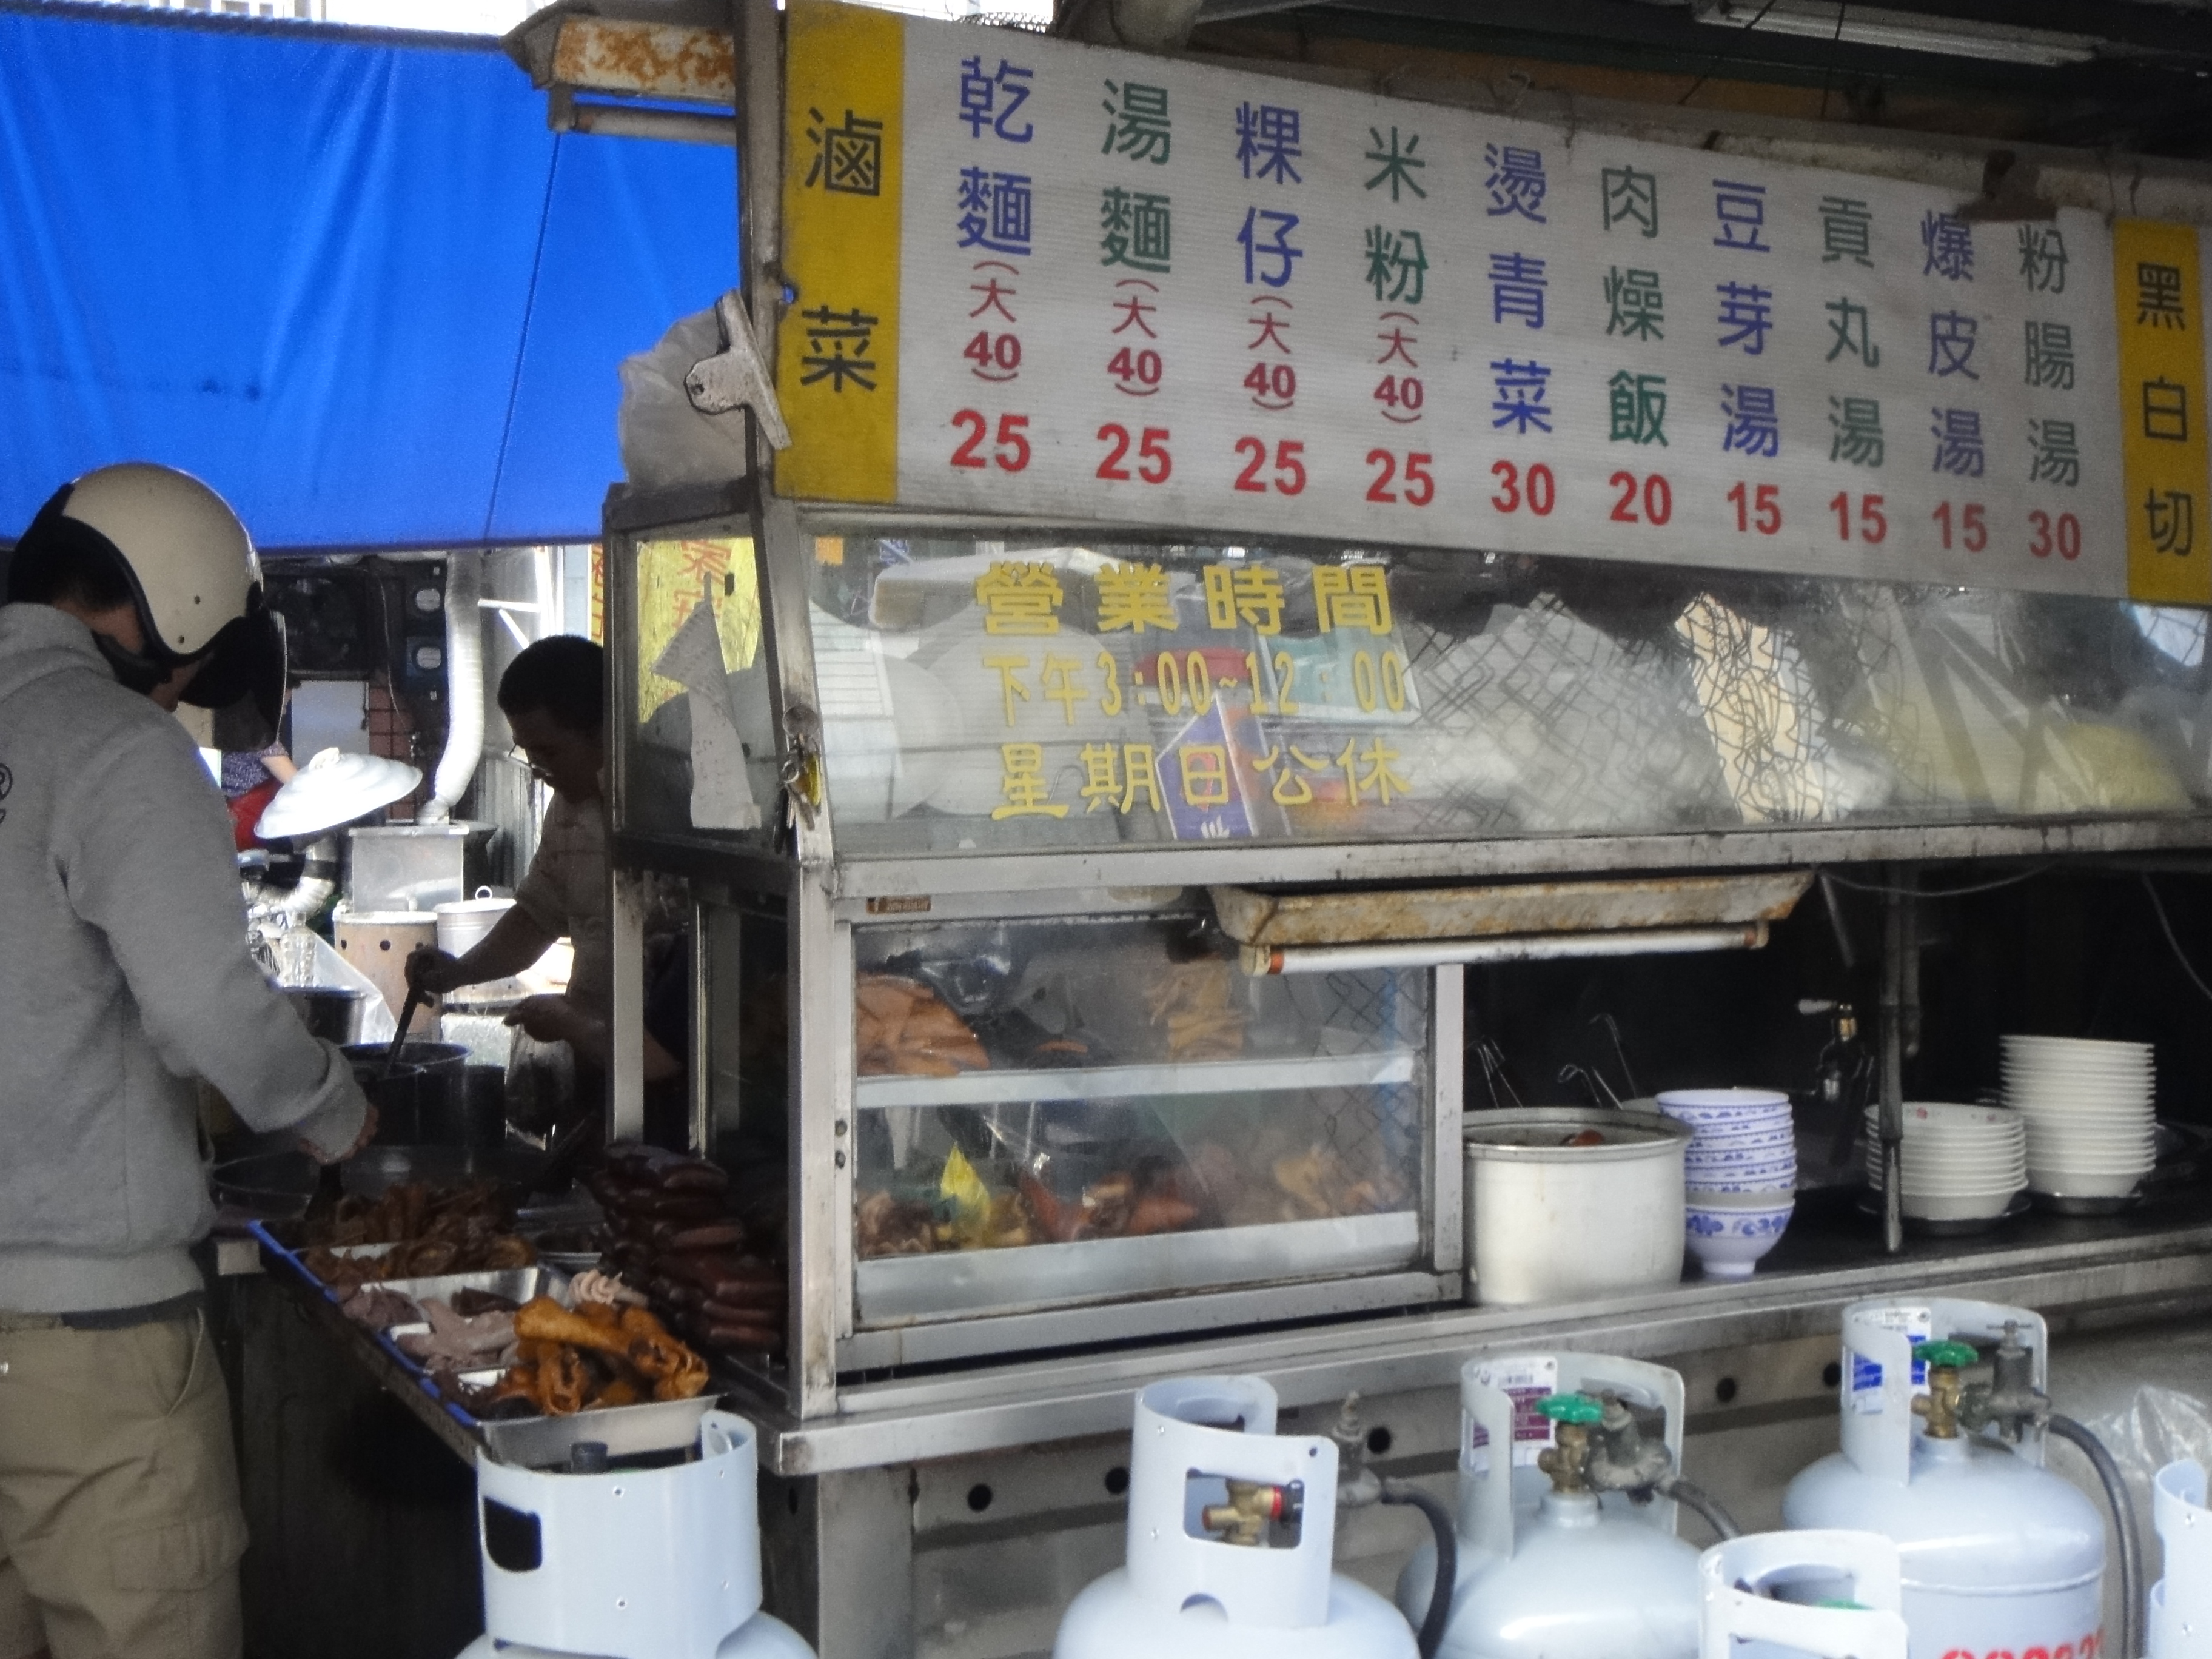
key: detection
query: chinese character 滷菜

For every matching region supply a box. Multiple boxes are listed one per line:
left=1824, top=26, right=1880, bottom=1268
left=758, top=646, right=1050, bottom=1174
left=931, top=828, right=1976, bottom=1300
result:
left=799, top=304, right=879, bottom=392
left=1931, top=407, right=1985, bottom=478
left=1364, top=127, right=1426, bottom=203
left=1239, top=209, right=1303, bottom=289
left=1604, top=267, right=1664, bottom=341
left=2029, top=419, right=2080, bottom=488
left=959, top=56, right=1034, bottom=142
left=1829, top=396, right=1885, bottom=468
left=2025, top=321, right=2074, bottom=390
left=1819, top=196, right=1873, bottom=267
left=1367, top=229, right=1427, bottom=305
left=1825, top=295, right=1880, bottom=367
left=1715, top=281, right=1774, bottom=355
left=1491, top=359, right=1552, bottom=435
left=804, top=107, right=883, bottom=195
left=1490, top=252, right=1547, bottom=328
left=1712, top=179, right=1769, bottom=252
left=1722, top=384, right=1779, bottom=459
left=1235, top=102, right=1302, bottom=184
left=957, top=169, right=1033, bottom=256
left=1609, top=371, right=1668, bottom=447
left=1101, top=188, right=1171, bottom=272
left=1928, top=311, right=1979, bottom=379
left=1484, top=143, right=1546, bottom=222
left=1101, top=81, right=1170, bottom=163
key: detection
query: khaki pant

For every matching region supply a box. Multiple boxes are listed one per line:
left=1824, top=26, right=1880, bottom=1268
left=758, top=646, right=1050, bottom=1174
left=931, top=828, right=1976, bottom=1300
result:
left=0, top=1313, right=247, bottom=1659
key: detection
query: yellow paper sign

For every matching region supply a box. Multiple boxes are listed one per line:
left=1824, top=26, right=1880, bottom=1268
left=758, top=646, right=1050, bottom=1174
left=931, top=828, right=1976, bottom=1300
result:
left=2113, top=220, right=2212, bottom=605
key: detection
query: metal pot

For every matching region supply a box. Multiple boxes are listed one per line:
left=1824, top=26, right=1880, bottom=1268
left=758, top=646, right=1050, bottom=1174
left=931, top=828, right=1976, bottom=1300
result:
left=343, top=1040, right=468, bottom=1147
left=418, top=1065, right=508, bottom=1150
left=1463, top=1106, right=1690, bottom=1307
left=280, top=984, right=373, bottom=1045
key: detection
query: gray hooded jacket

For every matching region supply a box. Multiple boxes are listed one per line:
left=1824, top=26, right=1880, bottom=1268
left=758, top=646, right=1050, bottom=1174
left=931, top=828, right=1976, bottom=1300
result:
left=0, top=602, right=367, bottom=1313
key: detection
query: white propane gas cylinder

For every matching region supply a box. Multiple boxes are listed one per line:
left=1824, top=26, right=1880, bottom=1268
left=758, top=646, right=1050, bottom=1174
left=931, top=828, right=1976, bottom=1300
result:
left=452, top=1412, right=813, bottom=1659
left=1395, top=1352, right=1703, bottom=1659
left=1054, top=1375, right=1418, bottom=1659
left=1782, top=1298, right=2106, bottom=1659
left=1699, top=1530, right=1908, bottom=1659
left=2151, top=1461, right=2212, bottom=1659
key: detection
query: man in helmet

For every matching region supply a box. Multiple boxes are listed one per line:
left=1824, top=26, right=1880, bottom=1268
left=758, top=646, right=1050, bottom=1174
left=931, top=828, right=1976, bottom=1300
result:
left=0, top=463, right=375, bottom=1659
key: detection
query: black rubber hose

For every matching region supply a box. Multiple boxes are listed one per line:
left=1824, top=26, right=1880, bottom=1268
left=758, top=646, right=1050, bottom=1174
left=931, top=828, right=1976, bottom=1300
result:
left=1381, top=1479, right=1456, bottom=1659
left=1660, top=1475, right=1743, bottom=1541
left=2049, top=1413, right=2143, bottom=1659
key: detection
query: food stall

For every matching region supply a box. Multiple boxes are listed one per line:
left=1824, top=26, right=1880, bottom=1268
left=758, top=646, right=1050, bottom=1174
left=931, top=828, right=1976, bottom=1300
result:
left=243, top=4, right=2212, bottom=1654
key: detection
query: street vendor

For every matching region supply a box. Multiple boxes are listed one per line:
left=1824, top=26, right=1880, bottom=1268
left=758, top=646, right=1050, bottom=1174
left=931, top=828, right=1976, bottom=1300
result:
left=406, top=635, right=680, bottom=1117
left=0, top=463, right=374, bottom=1659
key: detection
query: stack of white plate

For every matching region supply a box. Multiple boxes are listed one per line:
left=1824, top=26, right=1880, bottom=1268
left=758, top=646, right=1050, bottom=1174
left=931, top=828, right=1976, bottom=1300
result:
left=2000, top=1036, right=2157, bottom=1200
left=1863, top=1102, right=2027, bottom=1222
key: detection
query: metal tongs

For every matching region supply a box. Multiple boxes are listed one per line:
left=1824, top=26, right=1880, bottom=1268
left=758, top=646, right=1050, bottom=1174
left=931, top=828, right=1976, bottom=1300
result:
left=380, top=984, right=426, bottom=1081
left=1472, top=1038, right=1523, bottom=1111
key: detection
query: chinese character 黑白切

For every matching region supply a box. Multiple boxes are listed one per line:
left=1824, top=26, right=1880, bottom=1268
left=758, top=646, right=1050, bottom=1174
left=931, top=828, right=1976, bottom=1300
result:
left=1367, top=228, right=1427, bottom=305
left=1203, top=563, right=1285, bottom=634
left=1824, top=295, right=1880, bottom=367
left=982, top=653, right=1032, bottom=726
left=991, top=742, right=1066, bottom=819
left=1101, top=81, right=1169, bottom=164
left=1609, top=371, right=1668, bottom=447
left=1095, top=562, right=1177, bottom=634
left=2029, top=418, right=2080, bottom=488
left=1239, top=209, right=1302, bottom=289
left=2025, top=321, right=2074, bottom=390
left=1603, top=166, right=1658, bottom=238
left=959, top=56, right=1033, bottom=142
left=804, top=107, right=883, bottom=195
left=1829, top=395, right=1885, bottom=468
left=1819, top=196, right=1873, bottom=267
left=1253, top=745, right=1325, bottom=807
left=1235, top=102, right=1302, bottom=184
left=957, top=169, right=1033, bottom=256
left=1721, top=384, right=1779, bottom=458
left=1364, top=126, right=1426, bottom=203
left=970, top=264, right=1019, bottom=323
left=1712, top=179, right=1769, bottom=252
left=1039, top=654, right=1088, bottom=723
left=798, top=304, right=879, bottom=392
left=1931, top=407, right=1985, bottom=478
left=1715, top=281, right=1774, bottom=355
left=1604, top=267, right=1664, bottom=341
left=2019, top=225, right=2067, bottom=293
left=974, top=563, right=1062, bottom=635
left=1490, top=252, right=1546, bottom=328
left=1922, top=210, right=1974, bottom=281
left=2145, top=377, right=2190, bottom=442
left=1928, top=311, right=1979, bottom=379
left=1376, top=316, right=1417, bottom=368
left=1113, top=279, right=1159, bottom=338
left=1314, top=565, right=1393, bottom=634
left=1491, top=358, right=1552, bottom=435
left=1484, top=143, right=1546, bottom=222
left=1178, top=745, right=1233, bottom=809
left=1078, top=742, right=1163, bottom=813
left=2148, top=489, right=2195, bottom=557
left=2139, top=262, right=2188, bottom=328
left=1101, top=188, right=1171, bottom=272
left=1338, top=735, right=1410, bottom=805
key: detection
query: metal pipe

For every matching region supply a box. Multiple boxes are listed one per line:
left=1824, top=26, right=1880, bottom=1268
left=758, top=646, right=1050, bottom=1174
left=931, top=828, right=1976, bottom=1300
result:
left=1244, top=922, right=1767, bottom=976
left=422, top=550, right=484, bottom=823
left=2048, top=1414, right=2143, bottom=1659
left=559, top=99, right=737, bottom=146
left=1879, top=874, right=1906, bottom=1255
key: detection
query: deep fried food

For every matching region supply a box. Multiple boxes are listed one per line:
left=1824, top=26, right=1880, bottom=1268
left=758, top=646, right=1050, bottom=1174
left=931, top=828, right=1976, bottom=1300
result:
left=1144, top=962, right=1245, bottom=1061
left=855, top=976, right=989, bottom=1076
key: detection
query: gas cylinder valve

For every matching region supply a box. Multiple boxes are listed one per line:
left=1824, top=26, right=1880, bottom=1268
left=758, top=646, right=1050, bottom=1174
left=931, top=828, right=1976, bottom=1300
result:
left=1957, top=1322, right=2051, bottom=1444
left=1535, top=1393, right=1603, bottom=1493
left=1199, top=1479, right=1299, bottom=1547
left=1908, top=1339, right=1979, bottom=1439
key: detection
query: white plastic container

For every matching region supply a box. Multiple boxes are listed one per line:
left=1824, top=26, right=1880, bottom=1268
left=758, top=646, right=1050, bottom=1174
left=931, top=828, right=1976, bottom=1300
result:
left=2152, top=1460, right=2212, bottom=1659
left=1782, top=1298, right=2105, bottom=1659
left=1396, top=1352, right=1701, bottom=1659
left=1463, top=1109, right=1689, bottom=1305
left=1055, top=1375, right=1416, bottom=1659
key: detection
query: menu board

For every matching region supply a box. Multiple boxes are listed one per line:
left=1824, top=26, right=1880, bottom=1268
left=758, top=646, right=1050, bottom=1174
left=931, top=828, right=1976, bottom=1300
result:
left=777, top=0, right=2212, bottom=607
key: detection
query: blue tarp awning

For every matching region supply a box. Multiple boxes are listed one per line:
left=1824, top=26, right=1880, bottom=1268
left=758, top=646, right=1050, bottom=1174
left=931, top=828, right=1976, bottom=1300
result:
left=0, top=1, right=737, bottom=549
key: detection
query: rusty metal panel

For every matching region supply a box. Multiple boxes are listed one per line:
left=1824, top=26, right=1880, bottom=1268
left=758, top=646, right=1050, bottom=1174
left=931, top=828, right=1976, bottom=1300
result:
left=1209, top=871, right=1812, bottom=947
left=551, top=17, right=737, bottom=104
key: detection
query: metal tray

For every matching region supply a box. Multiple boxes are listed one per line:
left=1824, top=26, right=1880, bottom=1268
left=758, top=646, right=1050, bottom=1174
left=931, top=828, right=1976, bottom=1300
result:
left=374, top=1265, right=569, bottom=1307
left=470, top=1387, right=719, bottom=1469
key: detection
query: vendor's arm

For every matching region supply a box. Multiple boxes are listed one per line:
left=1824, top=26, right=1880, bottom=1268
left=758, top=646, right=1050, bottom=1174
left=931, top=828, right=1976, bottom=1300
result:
left=506, top=995, right=681, bottom=1082
left=63, top=722, right=370, bottom=1161
left=406, top=902, right=558, bottom=996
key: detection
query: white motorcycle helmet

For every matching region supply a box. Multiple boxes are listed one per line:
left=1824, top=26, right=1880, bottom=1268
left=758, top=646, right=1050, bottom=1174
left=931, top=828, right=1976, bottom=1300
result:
left=8, top=463, right=286, bottom=729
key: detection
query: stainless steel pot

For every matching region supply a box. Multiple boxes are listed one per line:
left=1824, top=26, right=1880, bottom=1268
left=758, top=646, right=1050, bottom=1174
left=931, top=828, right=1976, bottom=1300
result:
left=1463, top=1105, right=1691, bottom=1306
left=280, top=984, right=373, bottom=1045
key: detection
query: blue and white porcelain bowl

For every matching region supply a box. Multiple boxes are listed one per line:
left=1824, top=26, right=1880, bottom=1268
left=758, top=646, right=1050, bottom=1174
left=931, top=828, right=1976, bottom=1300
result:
left=1692, top=1171, right=1798, bottom=1195
left=1687, top=1124, right=1798, bottom=1151
left=1658, top=1088, right=1793, bottom=1126
left=1686, top=1143, right=1798, bottom=1170
left=1683, top=1191, right=1794, bottom=1279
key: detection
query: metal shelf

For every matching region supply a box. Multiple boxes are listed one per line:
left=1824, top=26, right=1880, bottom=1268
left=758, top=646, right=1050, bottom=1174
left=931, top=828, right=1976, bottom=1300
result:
left=853, top=1049, right=1418, bottom=1110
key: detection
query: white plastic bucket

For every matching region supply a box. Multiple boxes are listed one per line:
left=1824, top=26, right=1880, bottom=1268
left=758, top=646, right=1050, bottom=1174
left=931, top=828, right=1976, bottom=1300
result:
left=435, top=888, right=513, bottom=956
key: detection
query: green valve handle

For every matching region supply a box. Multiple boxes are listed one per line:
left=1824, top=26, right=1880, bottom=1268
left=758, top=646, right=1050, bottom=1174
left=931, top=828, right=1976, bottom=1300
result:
left=1536, top=1392, right=1604, bottom=1426
left=1913, top=1339, right=1980, bottom=1370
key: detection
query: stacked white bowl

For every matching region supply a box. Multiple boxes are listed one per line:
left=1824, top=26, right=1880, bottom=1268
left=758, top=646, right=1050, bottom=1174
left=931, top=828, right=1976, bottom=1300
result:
left=1863, top=1101, right=2027, bottom=1222
left=2000, top=1036, right=2157, bottom=1201
left=1660, top=1088, right=1795, bottom=1279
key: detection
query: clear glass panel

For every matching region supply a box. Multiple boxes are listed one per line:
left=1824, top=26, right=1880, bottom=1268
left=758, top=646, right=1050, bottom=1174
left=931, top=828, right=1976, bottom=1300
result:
left=807, top=532, right=2212, bottom=856
left=623, top=535, right=781, bottom=842
left=850, top=914, right=1429, bottom=1322
left=702, top=899, right=789, bottom=1241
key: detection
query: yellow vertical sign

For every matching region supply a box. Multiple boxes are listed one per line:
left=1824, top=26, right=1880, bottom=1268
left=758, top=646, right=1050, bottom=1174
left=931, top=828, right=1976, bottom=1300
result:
left=2113, top=220, right=2212, bottom=605
left=777, top=2, right=903, bottom=502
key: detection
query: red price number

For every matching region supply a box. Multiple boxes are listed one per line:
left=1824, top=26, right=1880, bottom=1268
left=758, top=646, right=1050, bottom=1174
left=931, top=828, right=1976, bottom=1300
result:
left=1373, top=375, right=1423, bottom=423
left=950, top=411, right=1031, bottom=472
left=2028, top=510, right=2082, bottom=560
left=1489, top=460, right=1556, bottom=515
left=1233, top=438, right=1307, bottom=496
left=1609, top=471, right=1673, bottom=526
left=1098, top=424, right=1171, bottom=483
left=1244, top=362, right=1296, bottom=409
left=962, top=332, right=1019, bottom=381
left=1828, top=492, right=1888, bottom=544
left=1931, top=502, right=1988, bottom=552
left=1726, top=481, right=1782, bottom=535
left=1366, top=449, right=1435, bottom=506
left=1108, top=347, right=1162, bottom=397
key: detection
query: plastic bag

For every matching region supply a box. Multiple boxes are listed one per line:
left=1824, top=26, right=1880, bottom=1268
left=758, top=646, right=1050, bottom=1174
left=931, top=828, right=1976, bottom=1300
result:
left=616, top=307, right=749, bottom=489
